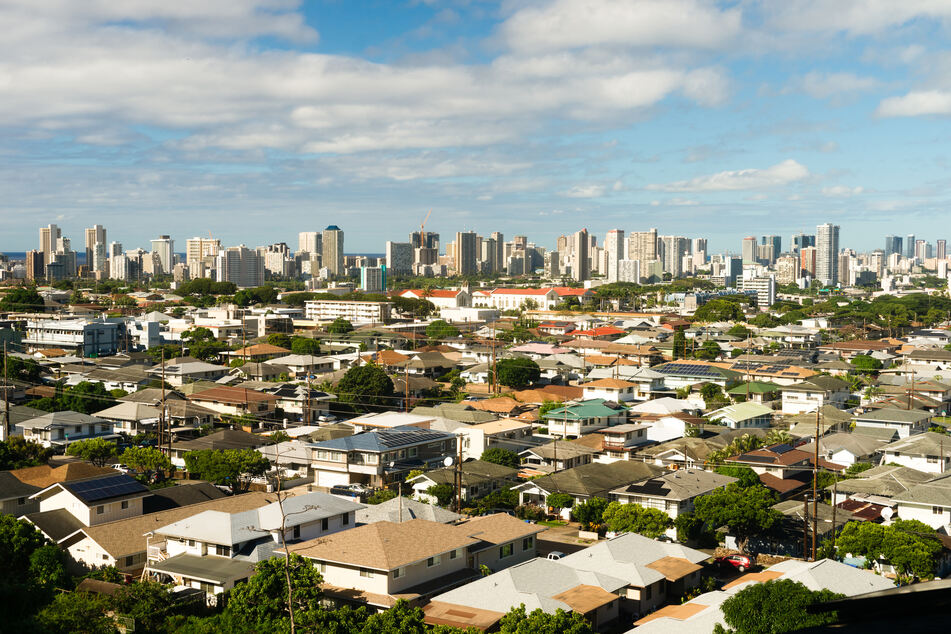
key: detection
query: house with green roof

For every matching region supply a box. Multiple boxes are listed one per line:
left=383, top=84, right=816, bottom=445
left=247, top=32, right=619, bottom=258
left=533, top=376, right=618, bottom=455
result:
left=707, top=401, right=775, bottom=430
left=542, top=399, right=628, bottom=438
left=727, top=381, right=781, bottom=404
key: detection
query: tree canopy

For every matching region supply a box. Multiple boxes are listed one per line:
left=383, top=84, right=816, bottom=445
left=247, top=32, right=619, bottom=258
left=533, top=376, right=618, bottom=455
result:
left=495, top=358, right=541, bottom=389
left=694, top=299, right=745, bottom=322
left=425, top=320, right=460, bottom=341
left=337, top=364, right=395, bottom=412
left=480, top=448, right=520, bottom=469
left=601, top=501, right=671, bottom=538
left=714, top=579, right=844, bottom=634
left=693, top=483, right=781, bottom=552
left=0, top=437, right=55, bottom=470
left=290, top=336, right=321, bottom=356
left=120, top=446, right=173, bottom=483
left=183, top=449, right=270, bottom=494
left=327, top=318, right=354, bottom=334
left=0, top=286, right=45, bottom=312
left=66, top=438, right=118, bottom=467
left=498, top=605, right=594, bottom=634
left=834, top=518, right=942, bottom=579
left=571, top=496, right=610, bottom=530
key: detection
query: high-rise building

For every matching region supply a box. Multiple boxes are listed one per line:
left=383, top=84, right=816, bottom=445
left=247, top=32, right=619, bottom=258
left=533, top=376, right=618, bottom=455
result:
left=150, top=235, right=174, bottom=275
left=360, top=265, right=386, bottom=293
left=915, top=240, right=931, bottom=261
left=25, top=250, right=44, bottom=282
left=775, top=255, right=799, bottom=284
left=742, top=236, right=757, bottom=264
left=628, top=229, right=657, bottom=280
left=884, top=235, right=903, bottom=258
left=544, top=250, right=560, bottom=278
left=186, top=237, right=220, bottom=271
left=84, top=224, right=106, bottom=273
left=791, top=233, right=815, bottom=253
left=761, top=235, right=781, bottom=260
left=660, top=236, right=689, bottom=278
left=570, top=229, right=590, bottom=282
left=321, top=225, right=344, bottom=277
left=906, top=234, right=916, bottom=259
left=298, top=231, right=320, bottom=255
left=604, top=229, right=624, bottom=283
left=39, top=224, right=61, bottom=265
left=801, top=246, right=818, bottom=278
left=938, top=239, right=947, bottom=261
left=385, top=241, right=413, bottom=274
left=216, top=245, right=265, bottom=288
left=691, top=238, right=708, bottom=254
left=816, top=223, right=840, bottom=286
left=454, top=231, right=478, bottom=276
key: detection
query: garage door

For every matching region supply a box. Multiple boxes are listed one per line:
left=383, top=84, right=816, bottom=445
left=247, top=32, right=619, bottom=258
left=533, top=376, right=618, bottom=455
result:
left=317, top=470, right=350, bottom=488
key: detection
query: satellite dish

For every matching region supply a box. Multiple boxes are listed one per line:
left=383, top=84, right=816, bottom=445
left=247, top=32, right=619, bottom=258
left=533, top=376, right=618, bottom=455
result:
left=881, top=507, right=894, bottom=521
left=388, top=461, right=395, bottom=468
left=443, top=457, right=454, bottom=467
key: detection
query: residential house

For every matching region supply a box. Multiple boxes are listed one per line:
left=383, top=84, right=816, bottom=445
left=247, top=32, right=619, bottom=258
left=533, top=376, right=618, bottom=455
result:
left=786, top=405, right=853, bottom=439
left=726, top=381, right=781, bottom=403
left=707, top=402, right=775, bottom=430
left=597, top=424, right=651, bottom=461
left=581, top=379, right=640, bottom=403
left=543, top=399, right=628, bottom=438
left=892, top=475, right=951, bottom=532
left=741, top=500, right=856, bottom=557
left=0, top=463, right=114, bottom=517
left=852, top=407, right=932, bottom=439
left=879, top=432, right=950, bottom=474
left=408, top=460, right=519, bottom=504
left=904, top=348, right=951, bottom=371
left=145, top=492, right=364, bottom=597
left=222, top=343, right=291, bottom=362
left=796, top=432, right=886, bottom=468
left=519, top=440, right=597, bottom=472
left=398, top=289, right=471, bottom=310
left=19, top=411, right=117, bottom=448
left=170, top=429, right=271, bottom=468
left=94, top=401, right=160, bottom=436
left=185, top=384, right=278, bottom=417
left=428, top=558, right=623, bottom=631
left=557, top=532, right=709, bottom=618
left=781, top=376, right=851, bottom=415
left=147, top=361, right=229, bottom=386
left=650, top=361, right=742, bottom=390
left=356, top=496, right=462, bottom=525
left=831, top=464, right=935, bottom=506
left=610, top=469, right=737, bottom=519
left=264, top=354, right=339, bottom=378
left=514, top=461, right=663, bottom=508
left=27, top=474, right=149, bottom=531
left=308, top=426, right=457, bottom=488
left=255, top=383, right=336, bottom=421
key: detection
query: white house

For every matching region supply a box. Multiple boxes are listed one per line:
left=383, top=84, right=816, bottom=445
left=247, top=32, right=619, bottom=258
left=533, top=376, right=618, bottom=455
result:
left=781, top=376, right=851, bottom=415
left=879, top=432, right=950, bottom=474
left=853, top=407, right=932, bottom=440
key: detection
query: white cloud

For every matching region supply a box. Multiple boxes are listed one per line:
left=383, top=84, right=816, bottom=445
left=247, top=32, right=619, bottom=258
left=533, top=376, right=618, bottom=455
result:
left=877, top=91, right=951, bottom=117
left=500, top=0, right=742, bottom=53
left=787, top=71, right=880, bottom=99
left=647, top=159, right=809, bottom=192
left=766, top=1, right=951, bottom=36
left=822, top=185, right=864, bottom=197
left=559, top=184, right=606, bottom=198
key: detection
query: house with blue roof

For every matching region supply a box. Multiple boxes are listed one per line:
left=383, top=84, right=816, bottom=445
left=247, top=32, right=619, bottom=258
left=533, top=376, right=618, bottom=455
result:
left=309, top=426, right=458, bottom=489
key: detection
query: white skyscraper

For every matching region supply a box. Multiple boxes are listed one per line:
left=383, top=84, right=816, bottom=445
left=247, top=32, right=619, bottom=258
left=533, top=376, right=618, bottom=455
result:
left=570, top=229, right=590, bottom=282
left=39, top=224, right=61, bottom=264
left=85, top=224, right=107, bottom=272
left=605, top=229, right=624, bottom=282
left=321, top=225, right=344, bottom=277
left=816, top=223, right=840, bottom=286
left=298, top=231, right=320, bottom=254
left=216, top=245, right=265, bottom=288
left=150, top=235, right=174, bottom=275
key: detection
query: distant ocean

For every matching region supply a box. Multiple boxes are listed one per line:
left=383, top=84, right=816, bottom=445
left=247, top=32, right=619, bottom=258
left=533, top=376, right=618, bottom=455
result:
left=0, top=251, right=384, bottom=262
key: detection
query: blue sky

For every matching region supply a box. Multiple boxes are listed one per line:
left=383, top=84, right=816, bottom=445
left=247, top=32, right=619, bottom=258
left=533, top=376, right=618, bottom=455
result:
left=2, top=0, right=951, bottom=255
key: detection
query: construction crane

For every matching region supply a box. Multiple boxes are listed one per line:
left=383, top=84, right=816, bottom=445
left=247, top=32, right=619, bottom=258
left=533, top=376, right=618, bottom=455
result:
left=420, top=209, right=432, bottom=236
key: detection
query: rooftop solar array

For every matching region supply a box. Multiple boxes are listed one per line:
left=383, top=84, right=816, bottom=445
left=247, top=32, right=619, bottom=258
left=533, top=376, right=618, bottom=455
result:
left=379, top=428, right=453, bottom=448
left=64, top=474, right=148, bottom=503
left=655, top=363, right=724, bottom=378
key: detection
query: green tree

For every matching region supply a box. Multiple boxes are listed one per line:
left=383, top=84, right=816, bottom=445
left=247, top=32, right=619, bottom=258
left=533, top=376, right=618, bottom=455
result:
left=480, top=448, right=520, bottom=469
left=694, top=299, right=744, bottom=322
left=601, top=501, right=671, bottom=538
left=111, top=581, right=177, bottom=634
left=181, top=327, right=230, bottom=361
left=726, top=324, right=751, bottom=338
left=66, top=438, right=118, bottom=467
left=571, top=496, right=610, bottom=530
left=713, top=465, right=761, bottom=488
left=35, top=591, right=115, bottom=634
left=427, top=483, right=455, bottom=507
left=835, top=519, right=941, bottom=579
left=55, top=381, right=118, bottom=414
left=327, top=318, right=354, bottom=334
left=425, top=320, right=460, bottom=341
left=0, top=286, right=44, bottom=312
left=183, top=449, right=270, bottom=494
left=714, top=579, right=844, bottom=634
left=473, top=487, right=519, bottom=514
left=495, top=358, right=541, bottom=389
left=498, top=605, right=594, bottom=634
left=545, top=492, right=574, bottom=510
left=266, top=333, right=293, bottom=349
left=367, top=489, right=398, bottom=505
left=337, top=364, right=395, bottom=412
left=120, top=446, right=173, bottom=483
left=694, top=339, right=722, bottom=360
left=693, top=483, right=781, bottom=552
left=358, top=599, right=434, bottom=634
left=0, top=437, right=55, bottom=469
left=290, top=336, right=321, bottom=356
left=672, top=329, right=687, bottom=360
left=764, top=429, right=793, bottom=446
left=227, top=555, right=324, bottom=630
left=29, top=544, right=70, bottom=590
left=850, top=354, right=883, bottom=372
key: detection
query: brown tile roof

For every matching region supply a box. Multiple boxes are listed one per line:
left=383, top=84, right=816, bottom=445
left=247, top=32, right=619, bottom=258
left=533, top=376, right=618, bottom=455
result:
left=78, top=491, right=274, bottom=558
left=512, top=385, right=583, bottom=404
left=423, top=601, right=505, bottom=631
left=456, top=513, right=547, bottom=546
left=550, top=584, right=620, bottom=614
left=289, top=519, right=479, bottom=570
left=463, top=397, right=524, bottom=414
left=13, top=463, right=117, bottom=488
left=185, top=385, right=278, bottom=405
left=229, top=343, right=291, bottom=356
left=758, top=472, right=810, bottom=494
left=634, top=602, right=709, bottom=625
left=645, top=556, right=703, bottom=581
left=582, top=378, right=638, bottom=389
left=585, top=355, right=637, bottom=366
left=722, top=570, right=784, bottom=590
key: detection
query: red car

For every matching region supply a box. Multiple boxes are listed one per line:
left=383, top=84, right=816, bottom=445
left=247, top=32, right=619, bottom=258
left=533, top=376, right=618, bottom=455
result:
left=715, top=554, right=754, bottom=573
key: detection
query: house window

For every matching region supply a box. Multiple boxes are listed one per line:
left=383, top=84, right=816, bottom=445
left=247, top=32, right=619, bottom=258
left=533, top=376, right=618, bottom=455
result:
left=96, top=505, right=104, bottom=515
left=408, top=447, right=418, bottom=458
left=393, top=567, right=404, bottom=579
left=933, top=506, right=944, bottom=515
left=316, top=562, right=327, bottom=573
left=321, top=518, right=329, bottom=531
left=449, top=549, right=458, bottom=560
left=645, top=585, right=652, bottom=600
left=341, top=513, right=349, bottom=526
left=199, top=581, right=215, bottom=594
left=360, top=568, right=373, bottom=578
left=522, top=536, right=534, bottom=550
left=427, top=555, right=440, bottom=568
left=499, top=543, right=514, bottom=559
left=216, top=545, right=231, bottom=557
left=16, top=497, right=25, bottom=506
left=125, top=556, right=134, bottom=567
left=121, top=500, right=129, bottom=510
left=293, top=525, right=301, bottom=539
left=187, top=540, right=196, bottom=547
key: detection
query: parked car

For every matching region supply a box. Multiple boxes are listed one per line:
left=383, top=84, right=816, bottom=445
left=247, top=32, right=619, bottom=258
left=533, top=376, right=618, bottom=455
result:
left=715, top=554, right=754, bottom=573
left=547, top=551, right=566, bottom=561
left=110, top=464, right=130, bottom=474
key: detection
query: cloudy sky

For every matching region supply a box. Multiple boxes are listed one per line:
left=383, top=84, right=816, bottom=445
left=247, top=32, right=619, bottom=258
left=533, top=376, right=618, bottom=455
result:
left=2, top=0, right=951, bottom=254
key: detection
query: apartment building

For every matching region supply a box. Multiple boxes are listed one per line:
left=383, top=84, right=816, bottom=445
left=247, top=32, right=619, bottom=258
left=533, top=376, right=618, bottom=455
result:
left=304, top=300, right=392, bottom=323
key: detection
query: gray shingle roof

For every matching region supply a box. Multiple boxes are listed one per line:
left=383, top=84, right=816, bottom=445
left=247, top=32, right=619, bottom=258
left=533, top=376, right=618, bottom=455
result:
left=313, top=426, right=455, bottom=452
left=853, top=408, right=932, bottom=424
left=355, top=496, right=461, bottom=525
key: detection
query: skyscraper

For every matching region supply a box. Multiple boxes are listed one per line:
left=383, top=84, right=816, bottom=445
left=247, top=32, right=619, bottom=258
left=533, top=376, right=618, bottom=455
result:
left=185, top=237, right=220, bottom=273
left=661, top=236, right=689, bottom=278
left=604, top=229, right=624, bottom=282
left=360, top=265, right=386, bottom=293
left=322, top=225, right=344, bottom=277
left=906, top=234, right=916, bottom=259
left=628, top=228, right=657, bottom=280
left=39, top=224, right=61, bottom=265
left=298, top=231, right=320, bottom=255
left=85, top=224, right=106, bottom=272
left=385, top=241, right=412, bottom=274
left=938, top=239, right=947, bottom=261
left=742, top=236, right=757, bottom=264
left=570, top=229, right=590, bottom=282
left=884, top=235, right=902, bottom=258
left=762, top=235, right=781, bottom=259
left=791, top=233, right=815, bottom=253
left=216, top=245, right=265, bottom=288
left=454, top=231, right=478, bottom=275
left=816, top=223, right=840, bottom=286
left=150, top=235, right=174, bottom=275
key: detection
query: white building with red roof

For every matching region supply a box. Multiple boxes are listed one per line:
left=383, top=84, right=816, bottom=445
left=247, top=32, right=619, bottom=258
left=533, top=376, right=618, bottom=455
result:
left=397, top=288, right=471, bottom=309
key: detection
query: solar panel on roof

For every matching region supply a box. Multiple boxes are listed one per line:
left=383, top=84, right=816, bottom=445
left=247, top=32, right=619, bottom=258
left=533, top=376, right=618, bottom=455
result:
left=65, top=474, right=147, bottom=503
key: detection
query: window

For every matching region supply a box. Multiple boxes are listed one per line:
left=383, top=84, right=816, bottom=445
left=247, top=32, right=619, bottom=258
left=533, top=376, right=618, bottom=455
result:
left=408, top=447, right=418, bottom=458
left=393, top=567, right=404, bottom=579
left=121, top=500, right=129, bottom=510
left=499, top=543, right=514, bottom=559
left=341, top=513, right=349, bottom=526
left=928, top=456, right=939, bottom=464
left=522, top=536, right=534, bottom=550
left=321, top=518, right=329, bottom=531
left=449, top=549, right=458, bottom=560
left=199, top=581, right=215, bottom=594
left=125, top=556, right=134, bottom=567
left=360, top=568, right=373, bottom=578
left=16, top=497, right=25, bottom=506
left=316, top=562, right=327, bottom=573
left=427, top=555, right=440, bottom=568
left=96, top=505, right=104, bottom=515
left=645, top=585, right=652, bottom=600
left=933, top=506, right=944, bottom=515
left=187, top=539, right=196, bottom=547
left=293, top=525, right=301, bottom=539
left=216, top=545, right=231, bottom=557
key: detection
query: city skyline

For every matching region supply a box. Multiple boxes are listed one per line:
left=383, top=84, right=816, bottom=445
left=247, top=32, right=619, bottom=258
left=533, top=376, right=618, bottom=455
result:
left=2, top=2, right=951, bottom=251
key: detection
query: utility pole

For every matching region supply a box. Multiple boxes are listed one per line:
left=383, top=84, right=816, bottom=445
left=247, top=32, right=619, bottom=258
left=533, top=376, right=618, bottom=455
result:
left=2, top=341, right=9, bottom=443
left=404, top=364, right=410, bottom=413
left=812, top=407, right=820, bottom=561
left=455, top=436, right=463, bottom=513
left=803, top=496, right=810, bottom=560
left=159, top=347, right=166, bottom=454
left=831, top=477, right=838, bottom=551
